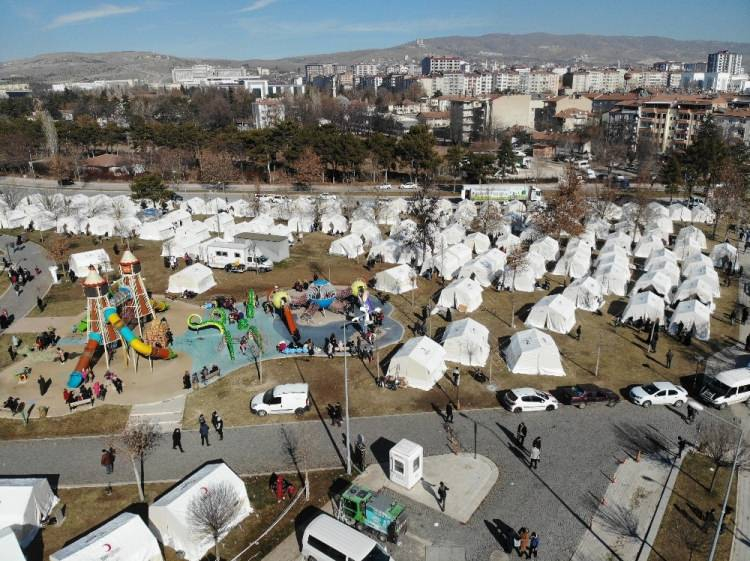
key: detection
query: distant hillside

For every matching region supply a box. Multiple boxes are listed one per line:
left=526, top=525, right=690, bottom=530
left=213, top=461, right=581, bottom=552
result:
left=1, top=33, right=748, bottom=84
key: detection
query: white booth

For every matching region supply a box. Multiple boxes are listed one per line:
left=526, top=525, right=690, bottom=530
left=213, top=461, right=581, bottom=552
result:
left=389, top=439, right=423, bottom=490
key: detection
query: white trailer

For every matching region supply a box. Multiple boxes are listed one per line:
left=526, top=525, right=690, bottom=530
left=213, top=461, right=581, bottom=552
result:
left=461, top=184, right=542, bottom=202
left=205, top=239, right=273, bottom=273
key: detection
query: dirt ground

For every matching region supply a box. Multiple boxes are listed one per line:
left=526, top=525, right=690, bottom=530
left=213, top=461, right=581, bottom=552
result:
left=31, top=469, right=345, bottom=561
left=649, top=452, right=737, bottom=561
left=0, top=405, right=131, bottom=440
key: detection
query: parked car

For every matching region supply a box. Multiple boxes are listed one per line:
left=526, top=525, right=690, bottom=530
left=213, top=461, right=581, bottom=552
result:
left=558, top=384, right=620, bottom=408
left=319, top=192, right=337, bottom=200
left=302, top=513, right=394, bottom=561
left=629, top=381, right=688, bottom=408
left=400, top=182, right=418, bottom=190
left=376, top=183, right=393, bottom=190
left=57, top=178, right=75, bottom=186
left=502, top=388, right=559, bottom=413
left=250, top=383, right=310, bottom=416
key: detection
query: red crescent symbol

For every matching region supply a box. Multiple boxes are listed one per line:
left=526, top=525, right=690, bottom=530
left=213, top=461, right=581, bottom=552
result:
left=201, top=486, right=209, bottom=495
left=104, top=543, right=112, bottom=552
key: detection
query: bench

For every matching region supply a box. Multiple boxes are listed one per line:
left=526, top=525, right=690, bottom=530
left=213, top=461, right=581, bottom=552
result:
left=68, top=398, right=94, bottom=411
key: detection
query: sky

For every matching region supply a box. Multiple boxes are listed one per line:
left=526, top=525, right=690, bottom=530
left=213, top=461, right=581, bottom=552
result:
left=0, top=0, right=748, bottom=62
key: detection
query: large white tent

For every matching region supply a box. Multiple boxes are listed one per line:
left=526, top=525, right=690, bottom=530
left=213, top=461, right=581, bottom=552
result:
left=552, top=247, right=591, bottom=279
left=161, top=222, right=212, bottom=258
left=68, top=249, right=113, bottom=278
left=287, top=215, right=315, bottom=233
left=630, top=270, right=675, bottom=302
left=435, top=277, right=483, bottom=313
left=167, top=263, right=216, bottom=295
left=150, top=463, right=252, bottom=561
left=676, top=225, right=707, bottom=249
left=681, top=253, right=715, bottom=277
left=374, top=264, right=417, bottom=294
left=495, top=229, right=521, bottom=252
left=622, top=291, right=665, bottom=324
left=562, top=276, right=605, bottom=312
left=321, top=214, right=348, bottom=234
left=668, top=299, right=711, bottom=341
left=504, top=328, right=565, bottom=376
left=368, top=238, right=403, bottom=264
left=594, top=263, right=630, bottom=296
left=691, top=203, right=715, bottom=224
left=0, top=478, right=59, bottom=548
left=647, top=259, right=681, bottom=285
left=458, top=248, right=506, bottom=287
left=441, top=318, right=490, bottom=367
left=0, top=527, right=25, bottom=561
left=529, top=236, right=560, bottom=262
left=674, top=276, right=720, bottom=305
left=668, top=203, right=692, bottom=222
left=421, top=243, right=473, bottom=279
left=645, top=247, right=677, bottom=269
left=329, top=234, right=365, bottom=259
left=710, top=242, right=737, bottom=268
left=633, top=233, right=664, bottom=259
left=525, top=294, right=577, bottom=334
left=50, top=513, right=162, bottom=561
left=139, top=219, right=175, bottom=241
left=464, top=232, right=491, bottom=254
left=387, top=336, right=447, bottom=390
left=350, top=219, right=382, bottom=245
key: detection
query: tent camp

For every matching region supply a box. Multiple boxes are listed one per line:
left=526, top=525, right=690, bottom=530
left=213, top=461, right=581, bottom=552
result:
left=374, top=264, right=417, bottom=294
left=630, top=270, right=675, bottom=302
left=0, top=527, right=25, bottom=561
left=166, top=263, right=216, bottom=295
left=562, top=276, right=605, bottom=312
left=710, top=242, right=737, bottom=268
left=525, top=294, right=576, bottom=334
left=0, top=478, right=59, bottom=548
left=150, top=463, right=252, bottom=561
left=529, top=236, right=560, bottom=262
left=421, top=243, right=473, bottom=280
left=329, top=234, right=365, bottom=259
left=387, top=336, right=447, bottom=390
left=668, top=299, right=711, bottom=341
left=458, top=248, right=506, bottom=287
left=504, top=328, right=565, bottom=376
left=594, top=263, right=630, bottom=296
left=552, top=247, right=591, bottom=279
left=441, top=318, right=490, bottom=367
left=435, top=277, right=483, bottom=313
left=621, top=291, right=665, bottom=324
left=68, top=249, right=113, bottom=278
left=464, top=232, right=491, bottom=254
left=49, top=513, right=162, bottom=561
left=674, top=276, right=720, bottom=305
left=668, top=203, right=692, bottom=222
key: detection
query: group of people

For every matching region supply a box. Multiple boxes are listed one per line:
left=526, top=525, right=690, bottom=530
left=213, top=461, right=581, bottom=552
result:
left=197, top=411, right=224, bottom=446
left=182, top=365, right=222, bottom=389
left=3, top=396, right=25, bottom=414
left=512, top=527, right=541, bottom=558
left=268, top=472, right=297, bottom=502
left=35, top=329, right=59, bottom=351
left=4, top=256, right=37, bottom=298
left=63, top=369, right=123, bottom=405
left=327, top=402, right=343, bottom=426
left=516, top=423, right=543, bottom=470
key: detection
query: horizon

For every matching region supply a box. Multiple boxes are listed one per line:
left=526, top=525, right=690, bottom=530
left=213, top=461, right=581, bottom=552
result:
left=1, top=0, right=749, bottom=63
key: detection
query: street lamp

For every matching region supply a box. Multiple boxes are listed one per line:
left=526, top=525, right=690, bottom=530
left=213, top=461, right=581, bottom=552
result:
left=341, top=320, right=354, bottom=475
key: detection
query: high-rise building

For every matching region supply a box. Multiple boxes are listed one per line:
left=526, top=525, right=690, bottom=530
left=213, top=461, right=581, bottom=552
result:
left=707, top=51, right=743, bottom=75
left=421, top=56, right=462, bottom=75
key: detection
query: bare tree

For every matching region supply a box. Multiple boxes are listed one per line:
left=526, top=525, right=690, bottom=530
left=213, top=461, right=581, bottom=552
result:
left=708, top=161, right=746, bottom=239
left=0, top=188, right=24, bottom=210
left=199, top=150, right=240, bottom=187
left=678, top=521, right=709, bottom=561
left=187, top=482, right=243, bottom=561
left=407, top=187, right=441, bottom=264
left=536, top=165, right=586, bottom=239
left=47, top=237, right=71, bottom=275
left=504, top=247, right=529, bottom=327
left=294, top=147, right=324, bottom=188
left=38, top=111, right=58, bottom=157
left=473, top=201, right=506, bottom=239
left=698, top=419, right=748, bottom=493
left=119, top=421, right=162, bottom=501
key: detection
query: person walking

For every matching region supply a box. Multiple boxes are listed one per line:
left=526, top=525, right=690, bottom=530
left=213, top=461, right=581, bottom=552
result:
left=36, top=295, right=44, bottom=312
left=172, top=428, right=184, bottom=452
left=686, top=403, right=697, bottom=424
left=532, top=436, right=541, bottom=450
left=199, top=420, right=210, bottom=446
left=730, top=308, right=737, bottom=325
left=100, top=448, right=115, bottom=474
left=575, top=325, right=581, bottom=341
left=530, top=444, right=541, bottom=470
left=445, top=402, right=454, bottom=423
left=215, top=415, right=224, bottom=441
left=513, top=532, right=521, bottom=556
left=437, top=481, right=449, bottom=512
left=677, top=436, right=687, bottom=458
left=528, top=532, right=540, bottom=558
left=452, top=367, right=460, bottom=387
left=746, top=333, right=750, bottom=352
left=703, top=508, right=717, bottom=533
left=8, top=344, right=16, bottom=362
left=211, top=411, right=219, bottom=430
left=519, top=528, right=530, bottom=557
left=743, top=307, right=749, bottom=325
left=666, top=349, right=674, bottom=369
left=516, top=422, right=527, bottom=448
left=333, top=402, right=343, bottom=427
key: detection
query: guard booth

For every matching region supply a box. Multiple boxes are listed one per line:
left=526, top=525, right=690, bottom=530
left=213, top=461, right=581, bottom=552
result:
left=389, top=439, right=423, bottom=489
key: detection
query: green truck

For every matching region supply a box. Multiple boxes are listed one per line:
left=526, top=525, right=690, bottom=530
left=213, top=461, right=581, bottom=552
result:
left=333, top=484, right=407, bottom=543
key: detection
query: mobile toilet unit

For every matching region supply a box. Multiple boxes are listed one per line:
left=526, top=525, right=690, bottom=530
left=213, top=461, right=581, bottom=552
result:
left=389, top=439, right=423, bottom=490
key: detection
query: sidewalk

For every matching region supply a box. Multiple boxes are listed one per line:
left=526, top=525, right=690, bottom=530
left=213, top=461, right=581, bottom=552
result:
left=0, top=235, right=54, bottom=326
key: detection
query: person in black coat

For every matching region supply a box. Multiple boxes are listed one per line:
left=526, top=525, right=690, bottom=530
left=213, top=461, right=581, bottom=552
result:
left=172, top=428, right=184, bottom=452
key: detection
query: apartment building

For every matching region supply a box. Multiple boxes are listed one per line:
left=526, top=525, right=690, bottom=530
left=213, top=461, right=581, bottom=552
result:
left=713, top=109, right=750, bottom=146
left=352, top=63, right=379, bottom=77
left=494, top=71, right=521, bottom=92
left=305, top=63, right=336, bottom=81
left=251, top=99, right=286, bottom=129
left=707, top=51, right=743, bottom=75
left=519, top=71, right=560, bottom=94
left=536, top=95, right=593, bottom=130
left=466, top=73, right=494, bottom=96
left=450, top=98, right=488, bottom=143
left=563, top=70, right=626, bottom=93
left=422, top=56, right=462, bottom=75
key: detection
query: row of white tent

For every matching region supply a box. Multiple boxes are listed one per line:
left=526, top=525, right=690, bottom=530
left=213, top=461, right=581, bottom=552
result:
left=1, top=463, right=252, bottom=561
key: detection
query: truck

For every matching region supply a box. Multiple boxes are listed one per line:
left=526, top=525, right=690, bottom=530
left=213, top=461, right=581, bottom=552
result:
left=332, top=484, right=407, bottom=543
left=461, top=183, right=542, bottom=202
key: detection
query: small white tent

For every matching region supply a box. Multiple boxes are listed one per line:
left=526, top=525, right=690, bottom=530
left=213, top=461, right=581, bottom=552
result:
left=50, top=513, right=163, bottom=561
left=441, top=318, right=490, bottom=367
left=710, top=242, right=737, bottom=268
left=139, top=219, right=175, bottom=241
left=504, top=328, right=565, bottom=376
left=464, top=232, right=491, bottom=254
left=681, top=253, right=715, bottom=277
left=387, top=336, right=447, bottom=391
left=0, top=527, right=25, bottom=561
left=374, top=264, right=417, bottom=294
left=458, top=248, right=506, bottom=287
left=676, top=225, right=707, bottom=249
left=368, top=239, right=402, bottom=264
left=552, top=248, right=591, bottom=279
left=167, top=263, right=216, bottom=295
left=329, top=234, right=365, bottom=259
left=562, top=276, right=605, bottom=312
left=68, top=249, right=113, bottom=278
left=690, top=203, right=715, bottom=224
left=674, top=276, right=720, bottom=304
left=668, top=299, right=711, bottom=341
left=525, top=294, right=576, bottom=334
left=630, top=270, right=675, bottom=302
left=529, top=236, right=560, bottom=262
left=321, top=214, right=348, bottom=235
left=0, top=478, right=59, bottom=548
left=150, top=463, right=252, bottom=561
left=621, top=291, right=665, bottom=324
left=350, top=220, right=382, bottom=245
left=435, top=277, right=483, bottom=313
left=647, top=259, right=681, bottom=285
left=593, top=263, right=630, bottom=296
left=421, top=243, right=473, bottom=280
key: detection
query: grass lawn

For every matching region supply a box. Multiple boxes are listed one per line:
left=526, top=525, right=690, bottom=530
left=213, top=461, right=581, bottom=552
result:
left=0, top=405, right=131, bottom=440
left=31, top=469, right=345, bottom=561
left=649, top=452, right=738, bottom=561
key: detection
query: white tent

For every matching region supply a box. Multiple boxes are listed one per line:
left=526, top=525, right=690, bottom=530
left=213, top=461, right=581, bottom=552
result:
left=0, top=478, right=59, bottom=548
left=646, top=201, right=669, bottom=218
left=329, top=234, right=365, bottom=259
left=374, top=264, right=417, bottom=294
left=436, top=223, right=466, bottom=248
left=595, top=246, right=630, bottom=268
left=455, top=200, right=478, bottom=226
left=0, top=527, right=25, bottom=561
left=676, top=225, right=707, bottom=249
left=465, top=232, right=491, bottom=254
left=681, top=253, right=714, bottom=277
left=441, top=318, right=490, bottom=367
left=634, top=233, right=665, bottom=259
left=387, top=336, right=447, bottom=391
left=622, top=291, right=665, bottom=324
left=50, top=513, right=162, bottom=561
left=368, top=238, right=402, bottom=264
left=287, top=215, right=315, bottom=233
left=499, top=264, right=535, bottom=292
left=139, top=219, right=175, bottom=241
left=668, top=203, right=692, bottom=222
left=594, top=263, right=630, bottom=296
left=68, top=249, right=113, bottom=278
left=647, top=259, right=681, bottom=285
left=150, top=463, right=252, bottom=561
left=421, top=243, right=473, bottom=280
left=495, top=231, right=521, bottom=251
left=552, top=247, right=591, bottom=279
left=603, top=202, right=623, bottom=222
left=686, top=265, right=720, bottom=291
left=350, top=219, right=382, bottom=245
left=674, top=276, right=720, bottom=304
left=562, top=276, right=605, bottom=312
left=585, top=217, right=611, bottom=240
left=321, top=214, right=348, bottom=234
left=184, top=197, right=208, bottom=214
left=525, top=294, right=576, bottom=334
left=458, top=248, right=506, bottom=287
left=506, top=199, right=526, bottom=213
left=167, top=263, right=216, bottom=295
left=162, top=222, right=212, bottom=258
left=529, top=236, right=560, bottom=262
left=435, top=277, right=483, bottom=313
left=613, top=220, right=640, bottom=243
left=202, top=213, right=235, bottom=234
left=631, top=270, right=674, bottom=302
left=710, top=242, right=737, bottom=268
left=690, top=203, right=715, bottom=224
left=668, top=299, right=711, bottom=341
left=504, top=328, right=565, bottom=376
left=673, top=239, right=703, bottom=261
left=645, top=247, right=677, bottom=270
left=602, top=231, right=633, bottom=254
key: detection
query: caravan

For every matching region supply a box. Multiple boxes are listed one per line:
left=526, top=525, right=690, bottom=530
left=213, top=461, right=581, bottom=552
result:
left=205, top=240, right=273, bottom=273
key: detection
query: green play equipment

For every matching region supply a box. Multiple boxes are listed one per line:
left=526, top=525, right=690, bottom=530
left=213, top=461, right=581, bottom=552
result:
left=246, top=288, right=256, bottom=320
left=186, top=308, right=236, bottom=360
left=247, top=324, right=264, bottom=357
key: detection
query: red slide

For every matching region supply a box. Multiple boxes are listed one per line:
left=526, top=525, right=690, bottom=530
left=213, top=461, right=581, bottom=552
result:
left=282, top=305, right=301, bottom=341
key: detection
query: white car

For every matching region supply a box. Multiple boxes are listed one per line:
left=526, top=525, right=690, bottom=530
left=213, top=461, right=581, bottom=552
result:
left=400, top=182, right=418, bottom=190
left=502, top=388, right=559, bottom=413
left=319, top=192, right=337, bottom=200
left=376, top=183, right=392, bottom=190
left=250, top=383, right=310, bottom=416
left=629, top=381, right=688, bottom=408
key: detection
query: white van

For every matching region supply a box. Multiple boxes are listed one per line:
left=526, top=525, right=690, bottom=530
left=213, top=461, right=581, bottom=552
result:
left=699, top=369, right=750, bottom=409
left=206, top=240, right=273, bottom=273
left=302, top=513, right=394, bottom=561
left=574, top=160, right=590, bottom=170
left=250, top=383, right=310, bottom=416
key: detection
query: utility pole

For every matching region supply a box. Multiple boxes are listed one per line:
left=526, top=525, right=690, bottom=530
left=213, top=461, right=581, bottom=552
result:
left=342, top=322, right=352, bottom=475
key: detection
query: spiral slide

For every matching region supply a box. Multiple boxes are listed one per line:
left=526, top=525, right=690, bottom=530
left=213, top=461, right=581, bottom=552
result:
left=187, top=312, right=236, bottom=360
left=66, top=332, right=103, bottom=388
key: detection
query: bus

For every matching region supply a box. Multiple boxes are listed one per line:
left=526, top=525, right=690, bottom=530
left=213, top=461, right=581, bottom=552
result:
left=460, top=184, right=543, bottom=202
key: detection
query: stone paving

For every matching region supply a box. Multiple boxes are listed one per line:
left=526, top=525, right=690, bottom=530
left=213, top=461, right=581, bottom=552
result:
left=0, top=234, right=54, bottom=327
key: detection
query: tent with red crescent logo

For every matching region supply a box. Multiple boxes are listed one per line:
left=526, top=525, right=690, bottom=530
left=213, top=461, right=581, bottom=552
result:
left=149, top=462, right=252, bottom=561
left=49, top=512, right=162, bottom=561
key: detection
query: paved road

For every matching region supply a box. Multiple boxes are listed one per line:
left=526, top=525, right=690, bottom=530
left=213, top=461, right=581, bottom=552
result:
left=0, top=402, right=719, bottom=561
left=0, top=235, right=54, bottom=326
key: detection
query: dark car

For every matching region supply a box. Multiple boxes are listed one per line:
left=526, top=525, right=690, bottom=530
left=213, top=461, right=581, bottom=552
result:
left=558, top=384, right=620, bottom=408
left=57, top=178, right=75, bottom=186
